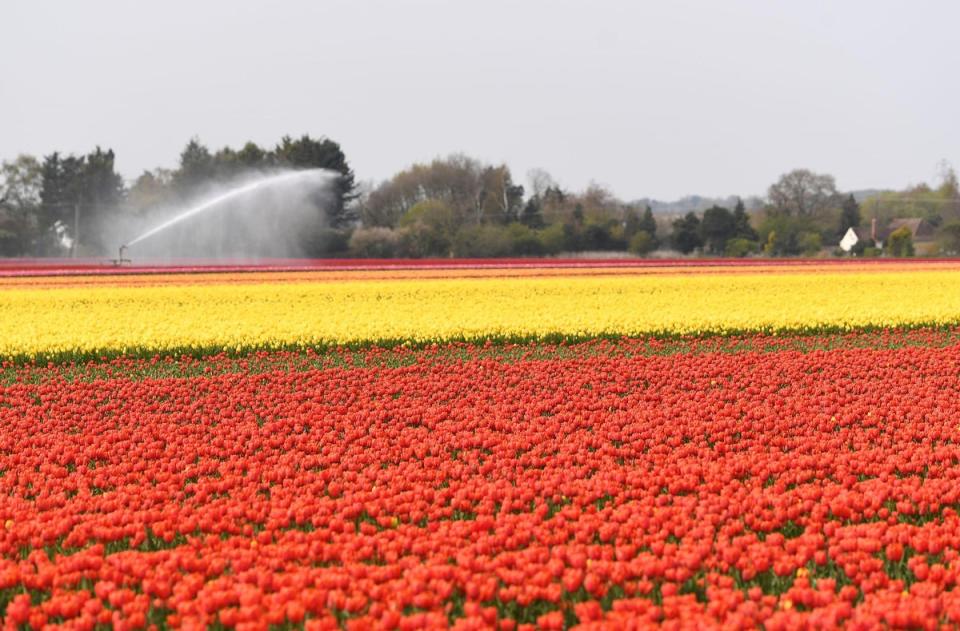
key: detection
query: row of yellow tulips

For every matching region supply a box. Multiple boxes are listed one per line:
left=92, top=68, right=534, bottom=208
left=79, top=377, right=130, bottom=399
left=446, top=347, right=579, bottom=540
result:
left=3, top=268, right=960, bottom=360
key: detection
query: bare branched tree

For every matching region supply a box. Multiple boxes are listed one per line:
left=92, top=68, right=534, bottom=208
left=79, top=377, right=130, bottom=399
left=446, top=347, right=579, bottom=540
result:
left=767, top=169, right=840, bottom=217
left=526, top=168, right=556, bottom=199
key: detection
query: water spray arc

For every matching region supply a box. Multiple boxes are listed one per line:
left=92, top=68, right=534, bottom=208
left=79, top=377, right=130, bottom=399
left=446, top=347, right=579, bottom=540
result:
left=117, top=169, right=334, bottom=262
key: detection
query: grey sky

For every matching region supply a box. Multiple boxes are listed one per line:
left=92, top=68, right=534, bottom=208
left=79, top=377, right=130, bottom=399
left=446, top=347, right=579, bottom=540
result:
left=3, top=0, right=958, bottom=200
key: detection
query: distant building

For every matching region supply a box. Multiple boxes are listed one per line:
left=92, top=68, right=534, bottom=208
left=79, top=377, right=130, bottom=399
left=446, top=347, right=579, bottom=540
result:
left=886, top=218, right=935, bottom=242
left=839, top=217, right=935, bottom=253
left=839, top=218, right=881, bottom=252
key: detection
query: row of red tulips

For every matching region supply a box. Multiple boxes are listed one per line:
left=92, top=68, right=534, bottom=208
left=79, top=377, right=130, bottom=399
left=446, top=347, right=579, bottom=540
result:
left=0, top=257, right=927, bottom=278
left=3, top=335, right=960, bottom=628
left=5, top=326, right=960, bottom=382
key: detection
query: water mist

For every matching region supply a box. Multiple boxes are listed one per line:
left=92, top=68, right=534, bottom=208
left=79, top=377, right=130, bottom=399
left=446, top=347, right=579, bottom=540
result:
left=110, top=169, right=338, bottom=262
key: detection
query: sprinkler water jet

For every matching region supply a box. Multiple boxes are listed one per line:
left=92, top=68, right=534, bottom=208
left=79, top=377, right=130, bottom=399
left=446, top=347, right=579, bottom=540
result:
left=121, top=169, right=335, bottom=256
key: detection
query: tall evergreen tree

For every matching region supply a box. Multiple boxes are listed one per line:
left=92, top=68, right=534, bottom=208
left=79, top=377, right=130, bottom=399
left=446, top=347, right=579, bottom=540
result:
left=274, top=135, right=357, bottom=228
left=520, top=196, right=544, bottom=228
left=0, top=155, right=42, bottom=256
left=78, top=147, right=124, bottom=251
left=700, top=205, right=736, bottom=254
left=128, top=169, right=174, bottom=215
left=83, top=148, right=123, bottom=203
left=212, top=146, right=240, bottom=180
left=38, top=153, right=89, bottom=253
left=839, top=194, right=861, bottom=235
left=236, top=142, right=268, bottom=169
left=638, top=204, right=658, bottom=247
left=670, top=211, right=703, bottom=254
left=625, top=205, right=659, bottom=249
left=623, top=208, right=641, bottom=238
left=732, top=198, right=758, bottom=241
left=172, top=138, right=214, bottom=197
left=640, top=205, right=657, bottom=237
left=39, top=152, right=67, bottom=233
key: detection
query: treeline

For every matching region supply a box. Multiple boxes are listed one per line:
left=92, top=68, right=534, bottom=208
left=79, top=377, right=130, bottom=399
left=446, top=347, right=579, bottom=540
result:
left=1, top=135, right=959, bottom=258
left=351, top=158, right=665, bottom=258
left=351, top=161, right=960, bottom=258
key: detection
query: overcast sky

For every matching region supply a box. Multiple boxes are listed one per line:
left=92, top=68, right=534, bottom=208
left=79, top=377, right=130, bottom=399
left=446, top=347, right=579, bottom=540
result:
left=3, top=0, right=958, bottom=200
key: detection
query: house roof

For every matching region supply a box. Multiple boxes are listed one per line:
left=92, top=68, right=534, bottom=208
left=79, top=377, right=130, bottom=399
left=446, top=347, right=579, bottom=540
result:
left=887, top=218, right=934, bottom=241
left=847, top=218, right=934, bottom=245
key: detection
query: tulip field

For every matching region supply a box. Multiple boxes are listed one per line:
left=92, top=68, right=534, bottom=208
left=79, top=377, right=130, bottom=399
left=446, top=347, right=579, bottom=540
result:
left=6, top=259, right=960, bottom=630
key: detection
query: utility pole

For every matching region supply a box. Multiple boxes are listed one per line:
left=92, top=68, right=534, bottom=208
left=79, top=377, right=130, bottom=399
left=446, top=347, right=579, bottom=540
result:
left=72, top=202, right=80, bottom=258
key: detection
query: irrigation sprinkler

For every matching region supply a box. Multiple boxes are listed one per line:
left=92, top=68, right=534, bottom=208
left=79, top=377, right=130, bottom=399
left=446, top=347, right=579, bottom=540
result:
left=111, top=245, right=132, bottom=266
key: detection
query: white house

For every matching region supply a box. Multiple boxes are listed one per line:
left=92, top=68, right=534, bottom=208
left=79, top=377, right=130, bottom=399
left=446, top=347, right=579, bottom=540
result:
left=838, top=227, right=860, bottom=252
left=838, top=218, right=879, bottom=253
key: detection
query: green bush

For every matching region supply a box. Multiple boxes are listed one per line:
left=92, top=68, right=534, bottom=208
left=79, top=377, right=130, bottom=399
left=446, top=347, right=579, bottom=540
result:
left=628, top=230, right=656, bottom=256
left=581, top=222, right=618, bottom=250
left=399, top=199, right=457, bottom=257
left=302, top=228, right=350, bottom=257
left=724, top=238, right=756, bottom=258
left=505, top=223, right=543, bottom=256
left=449, top=222, right=549, bottom=257
left=452, top=225, right=512, bottom=258
left=886, top=226, right=915, bottom=257
left=798, top=231, right=823, bottom=256
left=759, top=214, right=822, bottom=257
left=348, top=227, right=401, bottom=258
left=537, top=223, right=567, bottom=255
